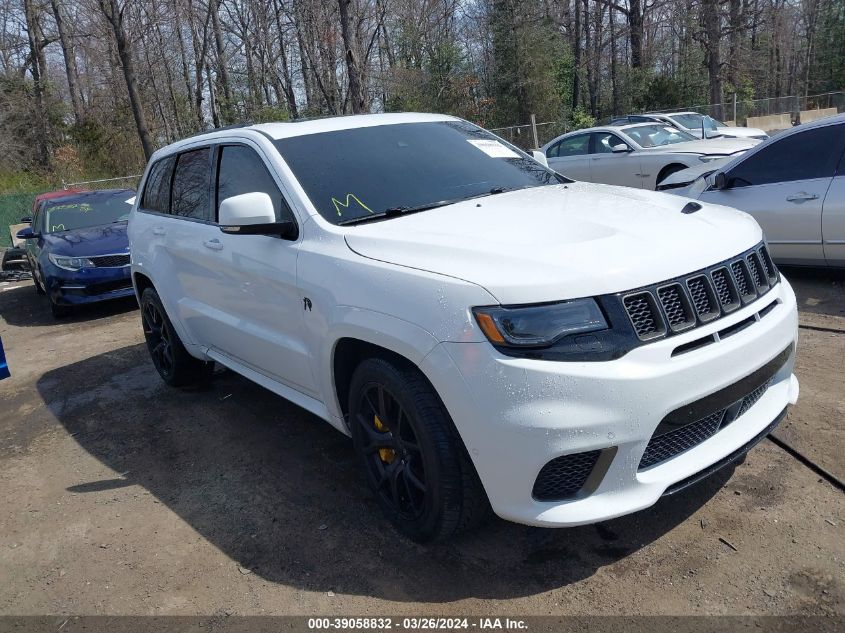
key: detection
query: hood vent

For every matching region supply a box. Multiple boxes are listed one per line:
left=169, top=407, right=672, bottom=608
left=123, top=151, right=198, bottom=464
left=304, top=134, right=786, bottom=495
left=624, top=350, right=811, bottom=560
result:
left=681, top=202, right=702, bottom=214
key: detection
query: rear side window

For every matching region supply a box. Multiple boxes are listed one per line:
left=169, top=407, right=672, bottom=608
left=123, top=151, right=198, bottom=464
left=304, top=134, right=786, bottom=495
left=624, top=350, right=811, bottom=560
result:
left=216, top=145, right=294, bottom=222
left=555, top=135, right=590, bottom=157
left=728, top=126, right=838, bottom=187
left=171, top=149, right=212, bottom=221
left=141, top=156, right=175, bottom=213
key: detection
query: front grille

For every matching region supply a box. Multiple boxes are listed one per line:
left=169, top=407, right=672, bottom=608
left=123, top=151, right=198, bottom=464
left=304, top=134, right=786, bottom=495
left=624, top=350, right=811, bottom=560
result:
left=623, top=292, right=664, bottom=339
left=686, top=275, right=719, bottom=321
left=621, top=243, right=777, bottom=343
left=533, top=450, right=601, bottom=501
left=91, top=254, right=130, bottom=267
left=657, top=283, right=695, bottom=331
left=638, top=344, right=791, bottom=470
left=86, top=279, right=133, bottom=295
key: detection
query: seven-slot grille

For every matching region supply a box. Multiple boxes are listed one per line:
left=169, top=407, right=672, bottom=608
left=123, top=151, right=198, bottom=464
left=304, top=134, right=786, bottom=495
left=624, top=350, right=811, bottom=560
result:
left=90, top=254, right=130, bottom=267
left=622, top=244, right=777, bottom=342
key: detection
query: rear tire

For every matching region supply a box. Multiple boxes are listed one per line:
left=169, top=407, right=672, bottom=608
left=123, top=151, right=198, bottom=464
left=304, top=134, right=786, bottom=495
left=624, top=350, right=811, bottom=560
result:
left=140, top=287, right=211, bottom=387
left=348, top=357, right=490, bottom=542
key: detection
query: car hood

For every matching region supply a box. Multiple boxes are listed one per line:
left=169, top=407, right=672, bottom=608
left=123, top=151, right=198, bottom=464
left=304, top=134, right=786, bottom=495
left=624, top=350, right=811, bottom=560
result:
left=41, top=222, right=129, bottom=257
left=344, top=183, right=762, bottom=304
left=646, top=137, right=759, bottom=155
left=716, top=126, right=767, bottom=138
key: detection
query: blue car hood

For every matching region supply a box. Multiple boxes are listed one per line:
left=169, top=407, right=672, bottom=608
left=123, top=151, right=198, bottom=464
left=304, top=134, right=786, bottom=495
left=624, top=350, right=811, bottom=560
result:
left=42, top=222, right=129, bottom=257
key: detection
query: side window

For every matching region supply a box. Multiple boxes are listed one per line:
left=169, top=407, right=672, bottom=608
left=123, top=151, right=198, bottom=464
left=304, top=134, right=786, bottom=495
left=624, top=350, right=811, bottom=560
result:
left=171, top=149, right=212, bottom=221
left=591, top=132, right=627, bottom=154
left=216, top=145, right=294, bottom=223
left=728, top=127, right=838, bottom=187
left=545, top=141, right=561, bottom=158
left=141, top=156, right=176, bottom=214
left=556, top=134, right=590, bottom=157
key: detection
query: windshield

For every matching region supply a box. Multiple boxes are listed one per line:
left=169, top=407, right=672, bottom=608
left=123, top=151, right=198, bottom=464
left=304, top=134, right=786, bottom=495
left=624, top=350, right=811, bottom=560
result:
left=273, top=120, right=563, bottom=225
left=624, top=124, right=697, bottom=147
left=669, top=113, right=720, bottom=131
left=43, top=194, right=133, bottom=233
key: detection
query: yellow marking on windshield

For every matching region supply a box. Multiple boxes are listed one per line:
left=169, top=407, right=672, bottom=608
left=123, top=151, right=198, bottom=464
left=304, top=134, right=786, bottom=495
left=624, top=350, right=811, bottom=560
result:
left=331, top=193, right=374, bottom=217
left=52, top=224, right=65, bottom=231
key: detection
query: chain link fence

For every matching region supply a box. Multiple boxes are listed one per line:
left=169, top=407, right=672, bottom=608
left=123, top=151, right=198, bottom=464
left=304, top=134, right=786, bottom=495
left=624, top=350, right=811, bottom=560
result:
left=645, top=90, right=844, bottom=125
left=490, top=90, right=844, bottom=149
left=0, top=176, right=140, bottom=248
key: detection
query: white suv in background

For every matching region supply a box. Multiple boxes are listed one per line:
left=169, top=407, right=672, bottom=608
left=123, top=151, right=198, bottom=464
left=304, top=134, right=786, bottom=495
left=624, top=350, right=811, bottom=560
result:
left=129, top=113, right=799, bottom=542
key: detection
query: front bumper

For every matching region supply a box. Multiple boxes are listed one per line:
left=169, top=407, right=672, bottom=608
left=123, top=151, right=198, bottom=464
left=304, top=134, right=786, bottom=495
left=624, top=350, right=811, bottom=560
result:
left=45, top=266, right=134, bottom=306
left=420, top=278, right=799, bottom=527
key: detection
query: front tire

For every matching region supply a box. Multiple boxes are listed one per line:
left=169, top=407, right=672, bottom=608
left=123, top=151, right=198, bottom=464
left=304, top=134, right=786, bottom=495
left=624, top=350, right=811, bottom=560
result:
left=140, top=287, right=210, bottom=387
left=49, top=295, right=72, bottom=319
left=348, top=357, right=489, bottom=542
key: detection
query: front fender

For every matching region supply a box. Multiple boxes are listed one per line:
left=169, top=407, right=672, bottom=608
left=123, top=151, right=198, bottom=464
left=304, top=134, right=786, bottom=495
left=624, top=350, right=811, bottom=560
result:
left=318, top=305, right=442, bottom=422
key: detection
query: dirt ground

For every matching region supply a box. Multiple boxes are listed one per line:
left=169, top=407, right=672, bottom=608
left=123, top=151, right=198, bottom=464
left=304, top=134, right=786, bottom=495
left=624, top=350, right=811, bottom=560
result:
left=0, top=267, right=843, bottom=617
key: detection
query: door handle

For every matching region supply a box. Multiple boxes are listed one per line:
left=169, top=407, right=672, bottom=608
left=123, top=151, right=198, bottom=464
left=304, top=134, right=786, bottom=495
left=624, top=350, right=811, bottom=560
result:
left=786, top=192, right=819, bottom=202
left=203, top=239, right=224, bottom=251
left=152, top=226, right=166, bottom=235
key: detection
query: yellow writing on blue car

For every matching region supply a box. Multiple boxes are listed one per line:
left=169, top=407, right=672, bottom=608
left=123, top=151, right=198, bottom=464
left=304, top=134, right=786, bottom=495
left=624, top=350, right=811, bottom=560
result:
left=331, top=194, right=374, bottom=217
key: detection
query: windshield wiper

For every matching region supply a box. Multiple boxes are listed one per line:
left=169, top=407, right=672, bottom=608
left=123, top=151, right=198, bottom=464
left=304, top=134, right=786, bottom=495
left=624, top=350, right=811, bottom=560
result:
left=338, top=188, right=515, bottom=226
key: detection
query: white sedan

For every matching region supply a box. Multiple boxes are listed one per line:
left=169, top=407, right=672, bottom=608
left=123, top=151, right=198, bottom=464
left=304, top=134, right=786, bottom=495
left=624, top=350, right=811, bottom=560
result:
left=542, top=123, right=760, bottom=189
left=651, top=112, right=768, bottom=141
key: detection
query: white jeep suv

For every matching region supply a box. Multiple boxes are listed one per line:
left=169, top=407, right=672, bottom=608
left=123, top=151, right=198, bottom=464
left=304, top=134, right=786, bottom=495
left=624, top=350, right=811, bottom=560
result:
left=129, top=113, right=799, bottom=541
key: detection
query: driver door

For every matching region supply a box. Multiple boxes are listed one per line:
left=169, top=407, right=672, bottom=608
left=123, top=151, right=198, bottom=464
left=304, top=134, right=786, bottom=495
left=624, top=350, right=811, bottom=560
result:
left=589, top=132, right=643, bottom=188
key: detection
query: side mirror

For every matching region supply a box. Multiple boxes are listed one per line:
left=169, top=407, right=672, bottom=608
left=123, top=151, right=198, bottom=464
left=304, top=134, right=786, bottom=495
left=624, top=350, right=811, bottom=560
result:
left=218, top=192, right=298, bottom=239
left=20, top=216, right=32, bottom=224
left=531, top=150, right=549, bottom=168
left=611, top=143, right=631, bottom=153
left=713, top=172, right=729, bottom=190
left=16, top=227, right=36, bottom=240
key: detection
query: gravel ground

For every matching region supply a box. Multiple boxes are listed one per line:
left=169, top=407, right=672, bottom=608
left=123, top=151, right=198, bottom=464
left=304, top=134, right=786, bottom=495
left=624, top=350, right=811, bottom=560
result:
left=0, top=269, right=842, bottom=618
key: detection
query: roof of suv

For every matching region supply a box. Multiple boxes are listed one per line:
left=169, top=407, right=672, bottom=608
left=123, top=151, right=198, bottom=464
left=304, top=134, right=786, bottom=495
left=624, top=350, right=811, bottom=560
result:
left=152, top=113, right=462, bottom=159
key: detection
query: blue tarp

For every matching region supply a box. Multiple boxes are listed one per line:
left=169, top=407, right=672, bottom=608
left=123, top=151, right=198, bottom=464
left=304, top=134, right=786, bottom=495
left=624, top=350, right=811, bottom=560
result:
left=0, top=336, right=9, bottom=379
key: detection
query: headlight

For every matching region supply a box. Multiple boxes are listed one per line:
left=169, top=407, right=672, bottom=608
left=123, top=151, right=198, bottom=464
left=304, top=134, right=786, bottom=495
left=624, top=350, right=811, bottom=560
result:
left=473, top=299, right=608, bottom=347
left=48, top=254, right=95, bottom=270
left=698, top=155, right=726, bottom=163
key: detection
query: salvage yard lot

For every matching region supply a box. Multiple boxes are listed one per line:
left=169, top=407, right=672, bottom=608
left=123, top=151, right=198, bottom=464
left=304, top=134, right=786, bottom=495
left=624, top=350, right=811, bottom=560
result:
left=0, top=269, right=843, bottom=616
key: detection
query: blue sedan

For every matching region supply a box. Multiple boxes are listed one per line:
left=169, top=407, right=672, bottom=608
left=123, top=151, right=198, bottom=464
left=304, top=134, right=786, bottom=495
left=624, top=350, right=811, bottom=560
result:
left=17, top=189, right=137, bottom=318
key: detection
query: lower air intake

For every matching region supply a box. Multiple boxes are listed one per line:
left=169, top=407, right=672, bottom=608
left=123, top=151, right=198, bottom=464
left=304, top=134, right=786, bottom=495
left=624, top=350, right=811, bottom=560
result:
left=532, top=450, right=601, bottom=501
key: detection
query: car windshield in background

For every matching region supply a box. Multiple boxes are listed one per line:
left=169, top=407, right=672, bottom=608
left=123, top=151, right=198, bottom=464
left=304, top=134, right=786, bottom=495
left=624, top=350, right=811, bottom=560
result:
left=43, top=194, right=133, bottom=233
left=273, top=120, right=563, bottom=225
left=669, top=113, right=719, bottom=131
left=624, top=124, right=697, bottom=148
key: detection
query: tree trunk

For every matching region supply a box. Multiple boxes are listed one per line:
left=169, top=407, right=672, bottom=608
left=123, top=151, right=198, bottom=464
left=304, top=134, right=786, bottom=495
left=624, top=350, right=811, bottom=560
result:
left=629, top=0, right=644, bottom=68
left=338, top=0, right=365, bottom=113
left=49, top=0, right=84, bottom=126
left=703, top=0, right=724, bottom=119
left=23, top=0, right=49, bottom=167
left=572, top=0, right=581, bottom=110
left=210, top=0, right=233, bottom=123
left=99, top=0, right=154, bottom=160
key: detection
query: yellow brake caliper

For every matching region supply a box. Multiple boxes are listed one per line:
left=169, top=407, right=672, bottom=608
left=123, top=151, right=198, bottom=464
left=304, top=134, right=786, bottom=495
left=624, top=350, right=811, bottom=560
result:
left=374, top=414, right=396, bottom=464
